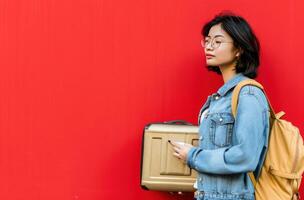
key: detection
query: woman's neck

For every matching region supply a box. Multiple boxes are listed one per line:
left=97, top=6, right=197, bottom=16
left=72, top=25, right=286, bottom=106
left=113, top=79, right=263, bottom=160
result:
left=220, top=68, right=237, bottom=83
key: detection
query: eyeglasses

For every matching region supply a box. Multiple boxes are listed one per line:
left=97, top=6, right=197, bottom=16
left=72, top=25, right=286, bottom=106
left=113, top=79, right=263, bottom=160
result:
left=201, top=38, right=234, bottom=49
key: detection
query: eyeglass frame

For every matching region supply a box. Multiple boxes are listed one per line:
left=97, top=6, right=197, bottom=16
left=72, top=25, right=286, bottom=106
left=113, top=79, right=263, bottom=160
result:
left=201, top=37, right=234, bottom=49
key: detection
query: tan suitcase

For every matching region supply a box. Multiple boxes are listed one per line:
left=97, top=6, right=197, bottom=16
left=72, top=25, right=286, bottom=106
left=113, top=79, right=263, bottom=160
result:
left=140, top=120, right=199, bottom=192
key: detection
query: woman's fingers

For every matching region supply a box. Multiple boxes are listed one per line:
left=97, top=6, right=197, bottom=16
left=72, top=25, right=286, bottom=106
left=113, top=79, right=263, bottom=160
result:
left=171, top=141, right=192, bottom=148
left=173, top=152, right=180, bottom=159
left=173, top=146, right=180, bottom=152
left=171, top=141, right=182, bottom=149
left=184, top=143, right=193, bottom=148
left=170, top=141, right=192, bottom=162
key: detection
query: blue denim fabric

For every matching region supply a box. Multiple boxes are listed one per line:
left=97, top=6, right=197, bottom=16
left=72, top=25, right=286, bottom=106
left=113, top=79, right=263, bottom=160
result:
left=187, top=73, right=270, bottom=200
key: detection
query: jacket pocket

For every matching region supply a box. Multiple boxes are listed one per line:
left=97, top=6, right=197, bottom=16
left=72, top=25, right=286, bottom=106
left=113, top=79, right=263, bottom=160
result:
left=209, top=113, right=235, bottom=147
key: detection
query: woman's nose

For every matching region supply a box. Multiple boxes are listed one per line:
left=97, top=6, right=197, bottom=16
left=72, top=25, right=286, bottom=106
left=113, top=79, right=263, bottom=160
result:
left=205, top=43, right=214, bottom=51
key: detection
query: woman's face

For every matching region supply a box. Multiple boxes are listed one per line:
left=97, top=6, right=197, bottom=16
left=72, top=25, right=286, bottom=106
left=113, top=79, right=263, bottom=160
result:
left=203, top=24, right=241, bottom=69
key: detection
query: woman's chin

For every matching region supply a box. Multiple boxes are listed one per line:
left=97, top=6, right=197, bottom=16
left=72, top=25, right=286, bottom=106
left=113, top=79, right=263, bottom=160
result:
left=206, top=61, right=218, bottom=66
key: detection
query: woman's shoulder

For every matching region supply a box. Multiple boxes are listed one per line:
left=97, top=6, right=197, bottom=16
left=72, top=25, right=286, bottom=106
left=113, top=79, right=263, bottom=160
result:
left=238, top=84, right=269, bottom=111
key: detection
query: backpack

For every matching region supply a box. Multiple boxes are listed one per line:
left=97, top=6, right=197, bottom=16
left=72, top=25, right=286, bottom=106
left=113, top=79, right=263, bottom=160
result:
left=231, top=78, right=304, bottom=200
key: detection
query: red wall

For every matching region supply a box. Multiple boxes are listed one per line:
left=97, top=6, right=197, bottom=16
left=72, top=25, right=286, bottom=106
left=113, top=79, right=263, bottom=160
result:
left=0, top=0, right=303, bottom=199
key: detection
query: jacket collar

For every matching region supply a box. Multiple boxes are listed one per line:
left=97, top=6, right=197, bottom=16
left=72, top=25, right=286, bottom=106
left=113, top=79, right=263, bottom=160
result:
left=216, top=73, right=249, bottom=97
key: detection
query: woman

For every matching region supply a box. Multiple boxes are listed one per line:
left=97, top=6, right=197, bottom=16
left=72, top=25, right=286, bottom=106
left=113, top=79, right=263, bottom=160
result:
left=170, top=12, right=270, bottom=200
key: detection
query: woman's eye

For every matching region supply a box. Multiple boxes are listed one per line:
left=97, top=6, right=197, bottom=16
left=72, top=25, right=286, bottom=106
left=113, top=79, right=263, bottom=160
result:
left=215, top=41, right=222, bottom=44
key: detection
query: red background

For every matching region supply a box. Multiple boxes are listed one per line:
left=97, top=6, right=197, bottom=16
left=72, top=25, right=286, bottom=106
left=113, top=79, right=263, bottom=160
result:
left=0, top=0, right=303, bottom=199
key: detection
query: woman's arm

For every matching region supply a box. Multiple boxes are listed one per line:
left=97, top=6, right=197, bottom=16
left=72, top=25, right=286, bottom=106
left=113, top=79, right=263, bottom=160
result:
left=187, top=89, right=269, bottom=174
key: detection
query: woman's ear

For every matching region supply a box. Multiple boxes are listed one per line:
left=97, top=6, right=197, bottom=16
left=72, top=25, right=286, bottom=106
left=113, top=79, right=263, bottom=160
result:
left=236, top=48, right=244, bottom=57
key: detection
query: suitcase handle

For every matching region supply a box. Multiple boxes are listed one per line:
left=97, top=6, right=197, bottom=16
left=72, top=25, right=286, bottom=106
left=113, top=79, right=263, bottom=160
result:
left=163, top=120, right=193, bottom=125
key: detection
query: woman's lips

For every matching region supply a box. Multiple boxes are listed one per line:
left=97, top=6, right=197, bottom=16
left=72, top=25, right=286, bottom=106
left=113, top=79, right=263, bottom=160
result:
left=206, top=55, right=215, bottom=59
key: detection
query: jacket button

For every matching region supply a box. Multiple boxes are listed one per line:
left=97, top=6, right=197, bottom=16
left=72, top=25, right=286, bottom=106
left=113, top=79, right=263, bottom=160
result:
left=215, top=96, right=219, bottom=100
left=219, top=118, right=223, bottom=122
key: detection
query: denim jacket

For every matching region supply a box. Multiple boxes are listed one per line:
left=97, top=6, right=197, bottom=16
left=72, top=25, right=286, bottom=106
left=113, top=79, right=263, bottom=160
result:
left=187, top=73, right=270, bottom=200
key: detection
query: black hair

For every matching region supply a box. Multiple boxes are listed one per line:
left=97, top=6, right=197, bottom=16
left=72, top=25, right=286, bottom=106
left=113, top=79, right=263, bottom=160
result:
left=202, top=11, right=260, bottom=79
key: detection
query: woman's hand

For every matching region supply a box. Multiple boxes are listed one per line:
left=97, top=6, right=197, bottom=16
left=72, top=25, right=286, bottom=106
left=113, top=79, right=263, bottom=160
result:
left=169, top=140, right=194, bottom=163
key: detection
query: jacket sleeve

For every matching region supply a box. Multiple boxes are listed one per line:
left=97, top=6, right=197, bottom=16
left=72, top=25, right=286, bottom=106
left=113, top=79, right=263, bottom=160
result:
left=186, top=92, right=269, bottom=174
